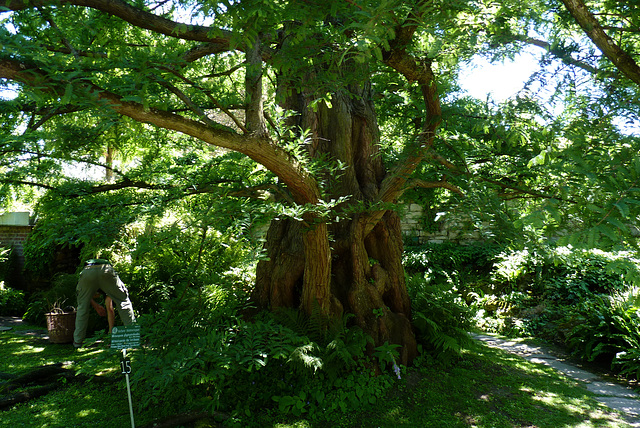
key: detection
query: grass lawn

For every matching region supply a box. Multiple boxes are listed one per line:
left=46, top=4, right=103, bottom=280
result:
left=0, top=324, right=634, bottom=428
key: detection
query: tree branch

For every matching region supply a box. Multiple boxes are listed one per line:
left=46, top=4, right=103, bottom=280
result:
left=347, top=2, right=443, bottom=235
left=0, top=179, right=57, bottom=190
left=156, top=65, right=248, bottom=133
left=28, top=105, right=86, bottom=130
left=513, top=35, right=599, bottom=75
left=0, top=0, right=232, bottom=45
left=0, top=57, right=319, bottom=205
left=560, top=0, right=640, bottom=85
left=156, top=79, right=218, bottom=128
left=182, top=43, right=235, bottom=63
left=379, top=4, right=442, bottom=204
left=406, top=178, right=463, bottom=195
left=0, top=147, right=126, bottom=177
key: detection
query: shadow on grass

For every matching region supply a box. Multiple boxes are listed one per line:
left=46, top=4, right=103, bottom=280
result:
left=332, top=342, right=632, bottom=428
left=1, top=329, right=634, bottom=428
left=0, top=332, right=152, bottom=428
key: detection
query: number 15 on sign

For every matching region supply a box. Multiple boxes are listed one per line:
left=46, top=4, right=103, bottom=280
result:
left=121, top=356, right=132, bottom=375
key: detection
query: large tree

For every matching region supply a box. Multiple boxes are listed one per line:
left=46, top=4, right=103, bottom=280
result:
left=1, top=0, right=639, bottom=363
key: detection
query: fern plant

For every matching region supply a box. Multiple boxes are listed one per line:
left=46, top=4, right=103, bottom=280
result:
left=567, top=287, right=640, bottom=377
left=610, top=288, right=640, bottom=379
left=408, top=273, right=474, bottom=360
left=272, top=306, right=371, bottom=379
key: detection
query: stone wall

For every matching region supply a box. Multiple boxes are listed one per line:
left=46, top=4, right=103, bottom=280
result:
left=400, top=203, right=481, bottom=245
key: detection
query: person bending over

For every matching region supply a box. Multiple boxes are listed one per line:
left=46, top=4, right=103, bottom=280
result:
left=73, top=258, right=135, bottom=348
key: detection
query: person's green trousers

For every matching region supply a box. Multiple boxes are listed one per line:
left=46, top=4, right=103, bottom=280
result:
left=73, top=263, right=135, bottom=346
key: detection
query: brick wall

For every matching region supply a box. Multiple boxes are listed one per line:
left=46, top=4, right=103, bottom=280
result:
left=0, top=224, right=33, bottom=255
left=0, top=224, right=33, bottom=289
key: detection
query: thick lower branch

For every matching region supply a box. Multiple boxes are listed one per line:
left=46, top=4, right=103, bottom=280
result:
left=0, top=0, right=232, bottom=45
left=0, top=57, right=320, bottom=205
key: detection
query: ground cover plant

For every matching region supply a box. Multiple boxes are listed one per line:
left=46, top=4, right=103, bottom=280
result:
left=404, top=242, right=640, bottom=383
left=0, top=323, right=634, bottom=428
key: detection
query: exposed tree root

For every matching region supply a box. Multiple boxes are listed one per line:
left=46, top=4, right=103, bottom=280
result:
left=0, top=363, right=116, bottom=410
left=0, top=384, right=60, bottom=409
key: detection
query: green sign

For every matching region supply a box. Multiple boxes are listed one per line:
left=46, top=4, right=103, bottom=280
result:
left=111, top=324, right=140, bottom=350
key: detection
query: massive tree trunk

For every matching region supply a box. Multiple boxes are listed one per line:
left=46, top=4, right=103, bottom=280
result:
left=251, top=10, right=441, bottom=364
left=253, top=83, right=418, bottom=365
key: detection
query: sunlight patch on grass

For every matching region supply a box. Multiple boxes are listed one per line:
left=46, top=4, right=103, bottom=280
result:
left=76, top=408, right=99, bottom=417
left=31, top=402, right=63, bottom=425
left=16, top=345, right=46, bottom=354
left=532, top=390, right=582, bottom=408
left=509, top=359, right=551, bottom=376
left=273, top=422, right=311, bottom=428
left=529, top=390, right=628, bottom=428
left=384, top=406, right=410, bottom=423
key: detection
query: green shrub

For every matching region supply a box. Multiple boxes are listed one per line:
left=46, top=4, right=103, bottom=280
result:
left=475, top=246, right=637, bottom=326
left=0, top=284, right=26, bottom=316
left=271, top=307, right=372, bottom=378
left=403, top=242, right=501, bottom=278
left=130, top=293, right=302, bottom=417
left=111, top=217, right=258, bottom=315
left=489, top=248, right=547, bottom=294
left=487, top=246, right=634, bottom=301
left=407, top=273, right=474, bottom=360
left=565, top=287, right=640, bottom=376
left=540, top=249, right=629, bottom=304
left=23, top=273, right=79, bottom=326
left=128, top=286, right=400, bottom=422
left=0, top=247, right=10, bottom=282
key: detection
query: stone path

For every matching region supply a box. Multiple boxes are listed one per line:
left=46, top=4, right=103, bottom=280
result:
left=473, top=333, right=640, bottom=427
left=0, top=316, right=49, bottom=339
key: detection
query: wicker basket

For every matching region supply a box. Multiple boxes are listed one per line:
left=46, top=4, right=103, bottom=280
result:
left=46, top=310, right=77, bottom=344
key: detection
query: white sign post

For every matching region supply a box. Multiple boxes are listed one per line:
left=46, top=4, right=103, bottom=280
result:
left=111, top=324, right=141, bottom=428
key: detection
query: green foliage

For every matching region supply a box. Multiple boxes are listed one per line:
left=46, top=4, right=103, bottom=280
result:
left=23, top=190, right=139, bottom=279
left=0, top=284, right=26, bottom=316
left=130, top=295, right=305, bottom=417
left=565, top=287, right=640, bottom=377
left=0, top=246, right=9, bottom=282
left=21, top=169, right=262, bottom=317
left=542, top=248, right=630, bottom=304
left=450, top=242, right=640, bottom=380
left=126, top=286, right=399, bottom=422
left=403, top=242, right=501, bottom=292
left=408, top=242, right=640, bottom=380
left=271, top=307, right=371, bottom=379
left=481, top=245, right=636, bottom=302
left=119, top=215, right=257, bottom=315
left=271, top=367, right=392, bottom=418
left=22, top=273, right=78, bottom=326
left=614, top=343, right=640, bottom=380
left=407, top=273, right=474, bottom=360
left=404, top=242, right=501, bottom=274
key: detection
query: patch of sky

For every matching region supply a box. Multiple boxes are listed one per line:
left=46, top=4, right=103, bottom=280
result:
left=0, top=84, right=19, bottom=100
left=459, top=50, right=640, bottom=136
left=458, top=50, right=541, bottom=102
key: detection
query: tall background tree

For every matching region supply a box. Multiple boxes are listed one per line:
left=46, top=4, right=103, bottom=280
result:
left=0, top=0, right=639, bottom=363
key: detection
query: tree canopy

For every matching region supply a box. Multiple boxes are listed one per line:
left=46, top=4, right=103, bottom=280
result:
left=0, top=0, right=638, bottom=244
left=1, top=0, right=639, bottom=361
